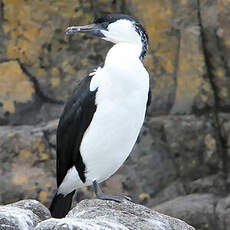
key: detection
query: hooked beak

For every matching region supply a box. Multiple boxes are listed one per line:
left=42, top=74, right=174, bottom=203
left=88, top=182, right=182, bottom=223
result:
left=65, top=24, right=105, bottom=38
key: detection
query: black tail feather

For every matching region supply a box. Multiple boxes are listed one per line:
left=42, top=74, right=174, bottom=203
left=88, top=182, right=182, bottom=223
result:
left=49, top=190, right=75, bottom=218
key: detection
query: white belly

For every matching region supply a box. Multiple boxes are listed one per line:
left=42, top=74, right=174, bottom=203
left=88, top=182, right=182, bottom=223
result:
left=81, top=99, right=146, bottom=184
left=80, top=58, right=149, bottom=185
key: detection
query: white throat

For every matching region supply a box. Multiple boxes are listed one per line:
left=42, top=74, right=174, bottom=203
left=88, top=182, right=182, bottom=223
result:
left=105, top=43, right=143, bottom=67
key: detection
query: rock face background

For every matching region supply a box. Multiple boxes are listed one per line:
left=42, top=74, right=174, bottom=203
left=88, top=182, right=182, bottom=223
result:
left=0, top=0, right=230, bottom=230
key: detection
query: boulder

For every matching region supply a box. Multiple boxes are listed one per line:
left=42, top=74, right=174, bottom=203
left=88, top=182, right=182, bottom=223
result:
left=36, top=199, right=195, bottom=230
left=153, top=194, right=217, bottom=230
left=0, top=199, right=195, bottom=230
left=0, top=199, right=50, bottom=230
left=215, top=195, right=230, bottom=230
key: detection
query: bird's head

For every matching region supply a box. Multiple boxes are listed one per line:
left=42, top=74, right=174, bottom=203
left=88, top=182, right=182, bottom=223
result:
left=66, top=14, right=148, bottom=60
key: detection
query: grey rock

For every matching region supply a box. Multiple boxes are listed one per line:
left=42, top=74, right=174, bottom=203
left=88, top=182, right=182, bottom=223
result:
left=0, top=200, right=50, bottom=230
left=154, top=194, right=217, bottom=230
left=115, top=115, right=221, bottom=207
left=11, top=200, right=51, bottom=221
left=0, top=122, right=57, bottom=206
left=215, top=195, right=230, bottom=230
left=36, top=199, right=195, bottom=230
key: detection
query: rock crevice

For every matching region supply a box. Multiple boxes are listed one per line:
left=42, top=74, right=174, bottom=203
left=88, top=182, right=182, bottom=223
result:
left=197, top=0, right=229, bottom=179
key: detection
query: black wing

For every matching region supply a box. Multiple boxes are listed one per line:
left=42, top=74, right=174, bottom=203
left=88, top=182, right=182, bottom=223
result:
left=56, top=75, right=97, bottom=187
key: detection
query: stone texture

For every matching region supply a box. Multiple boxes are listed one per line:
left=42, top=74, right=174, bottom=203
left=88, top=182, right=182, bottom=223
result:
left=0, top=1, right=230, bottom=230
left=0, top=0, right=125, bottom=125
left=216, top=195, right=230, bottom=230
left=0, top=121, right=57, bottom=206
left=116, top=114, right=224, bottom=207
left=0, top=199, right=50, bottom=230
left=154, top=194, right=217, bottom=230
left=36, top=199, right=195, bottom=230
left=0, top=61, right=34, bottom=114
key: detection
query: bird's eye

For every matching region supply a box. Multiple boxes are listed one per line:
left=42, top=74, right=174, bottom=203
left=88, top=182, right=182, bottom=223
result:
left=100, top=22, right=109, bottom=30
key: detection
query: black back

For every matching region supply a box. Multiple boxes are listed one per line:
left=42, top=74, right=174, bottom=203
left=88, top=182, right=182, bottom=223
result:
left=56, top=75, right=97, bottom=186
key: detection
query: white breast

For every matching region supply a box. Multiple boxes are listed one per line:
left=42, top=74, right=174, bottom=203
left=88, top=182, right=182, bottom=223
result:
left=80, top=43, right=149, bottom=185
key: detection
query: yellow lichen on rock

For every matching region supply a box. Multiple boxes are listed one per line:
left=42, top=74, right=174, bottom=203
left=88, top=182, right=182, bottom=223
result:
left=51, top=77, right=60, bottom=88
left=129, top=0, right=177, bottom=74
left=39, top=153, right=49, bottom=160
left=0, top=61, right=35, bottom=113
left=12, top=174, right=28, bottom=185
left=2, top=0, right=80, bottom=64
left=218, top=0, right=230, bottom=10
left=171, top=29, right=207, bottom=112
left=3, top=100, right=15, bottom=113
left=139, top=193, right=150, bottom=200
left=128, top=0, right=179, bottom=106
left=38, top=191, right=48, bottom=203
left=51, top=68, right=61, bottom=87
left=131, top=0, right=173, bottom=50
left=19, top=149, right=31, bottom=160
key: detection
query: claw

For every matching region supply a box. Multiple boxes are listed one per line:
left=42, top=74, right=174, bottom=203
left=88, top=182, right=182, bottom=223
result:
left=93, top=180, right=132, bottom=203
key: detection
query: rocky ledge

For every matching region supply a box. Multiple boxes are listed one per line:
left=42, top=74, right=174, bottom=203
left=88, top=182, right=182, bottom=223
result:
left=0, top=199, right=195, bottom=230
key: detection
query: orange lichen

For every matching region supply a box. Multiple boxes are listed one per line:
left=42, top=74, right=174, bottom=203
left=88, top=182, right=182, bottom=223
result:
left=39, top=153, right=49, bottom=160
left=3, top=100, right=15, bottom=113
left=51, top=77, right=60, bottom=88
left=37, top=68, right=46, bottom=77
left=162, top=59, right=174, bottom=74
left=139, top=193, right=150, bottom=200
left=2, top=0, right=80, bottom=64
left=172, top=29, right=208, bottom=109
left=0, top=61, right=35, bottom=113
left=129, top=0, right=178, bottom=76
left=38, top=191, right=48, bottom=203
left=12, top=174, right=28, bottom=185
left=129, top=0, right=171, bottom=46
left=51, top=68, right=61, bottom=87
left=19, top=149, right=31, bottom=160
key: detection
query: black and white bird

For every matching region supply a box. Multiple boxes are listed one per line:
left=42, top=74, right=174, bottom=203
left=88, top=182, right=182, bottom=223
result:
left=50, top=14, right=151, bottom=218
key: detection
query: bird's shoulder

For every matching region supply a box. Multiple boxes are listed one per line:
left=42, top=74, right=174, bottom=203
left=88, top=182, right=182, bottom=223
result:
left=57, top=68, right=101, bottom=131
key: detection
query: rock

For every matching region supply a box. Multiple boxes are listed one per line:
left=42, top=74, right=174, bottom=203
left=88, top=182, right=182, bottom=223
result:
left=127, top=0, right=215, bottom=113
left=0, top=0, right=125, bottom=125
left=154, top=194, right=217, bottom=230
left=200, top=0, right=230, bottom=109
left=115, top=114, right=221, bottom=207
left=216, top=195, right=230, bottom=230
left=0, top=121, right=57, bottom=206
left=0, top=199, right=50, bottom=230
left=1, top=114, right=229, bottom=210
left=36, top=199, right=195, bottom=230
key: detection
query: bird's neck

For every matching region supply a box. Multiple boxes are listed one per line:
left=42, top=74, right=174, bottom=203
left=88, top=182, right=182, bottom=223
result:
left=105, top=43, right=143, bottom=66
